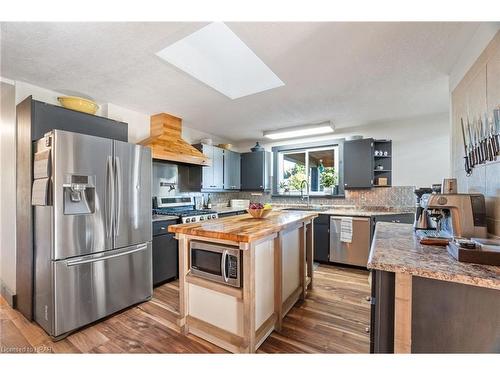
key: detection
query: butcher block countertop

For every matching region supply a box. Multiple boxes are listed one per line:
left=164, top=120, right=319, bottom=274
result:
left=368, top=222, right=500, bottom=290
left=168, top=210, right=318, bottom=243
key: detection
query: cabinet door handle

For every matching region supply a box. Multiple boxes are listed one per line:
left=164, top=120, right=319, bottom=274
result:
left=160, top=227, right=166, bottom=230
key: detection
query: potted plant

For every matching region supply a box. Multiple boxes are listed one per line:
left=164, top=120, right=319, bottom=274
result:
left=320, top=168, right=338, bottom=195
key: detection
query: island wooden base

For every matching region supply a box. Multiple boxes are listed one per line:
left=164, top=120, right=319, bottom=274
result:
left=174, top=219, right=314, bottom=353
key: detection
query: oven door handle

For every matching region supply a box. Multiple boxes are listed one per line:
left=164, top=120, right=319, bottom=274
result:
left=221, top=250, right=229, bottom=283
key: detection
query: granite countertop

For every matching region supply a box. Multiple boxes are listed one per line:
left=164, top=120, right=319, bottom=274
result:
left=368, top=222, right=500, bottom=290
left=168, top=211, right=317, bottom=243
left=152, top=214, right=179, bottom=222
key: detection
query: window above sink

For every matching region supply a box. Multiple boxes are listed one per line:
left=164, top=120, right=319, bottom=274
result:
left=272, top=140, right=344, bottom=198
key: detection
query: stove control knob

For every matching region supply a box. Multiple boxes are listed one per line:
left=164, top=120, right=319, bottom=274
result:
left=185, top=218, right=190, bottom=223
left=200, top=216, right=204, bottom=221
left=207, top=216, right=211, bottom=220
left=212, top=215, right=217, bottom=219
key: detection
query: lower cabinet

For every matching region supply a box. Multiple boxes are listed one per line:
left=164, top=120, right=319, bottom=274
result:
left=153, top=220, right=179, bottom=286
left=313, top=215, right=330, bottom=263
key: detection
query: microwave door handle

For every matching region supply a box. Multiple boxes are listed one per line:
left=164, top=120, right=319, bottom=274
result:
left=221, top=250, right=228, bottom=283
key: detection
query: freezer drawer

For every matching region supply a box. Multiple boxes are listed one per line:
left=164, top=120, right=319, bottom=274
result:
left=51, top=242, right=152, bottom=337
left=329, top=216, right=371, bottom=267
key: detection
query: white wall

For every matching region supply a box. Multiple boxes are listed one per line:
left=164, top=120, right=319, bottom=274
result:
left=449, top=23, right=500, bottom=92
left=234, top=112, right=450, bottom=188
left=0, top=79, right=17, bottom=296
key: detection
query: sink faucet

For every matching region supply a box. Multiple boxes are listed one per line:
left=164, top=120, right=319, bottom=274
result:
left=300, top=180, right=310, bottom=208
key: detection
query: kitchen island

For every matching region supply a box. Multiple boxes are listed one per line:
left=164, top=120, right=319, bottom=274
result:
left=168, top=211, right=317, bottom=353
left=368, top=222, right=500, bottom=353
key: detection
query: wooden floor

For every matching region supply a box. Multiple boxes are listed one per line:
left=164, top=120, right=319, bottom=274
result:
left=0, top=264, right=371, bottom=354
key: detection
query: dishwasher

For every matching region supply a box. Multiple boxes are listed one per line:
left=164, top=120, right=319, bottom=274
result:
left=329, top=216, right=371, bottom=267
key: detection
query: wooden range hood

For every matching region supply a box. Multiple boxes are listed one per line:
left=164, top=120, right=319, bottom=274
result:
left=138, top=113, right=210, bottom=166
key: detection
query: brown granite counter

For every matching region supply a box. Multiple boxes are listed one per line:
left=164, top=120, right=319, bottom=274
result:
left=368, top=222, right=500, bottom=290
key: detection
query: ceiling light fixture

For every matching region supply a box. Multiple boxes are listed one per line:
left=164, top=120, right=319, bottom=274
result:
left=263, top=121, right=334, bottom=140
left=156, top=22, right=284, bottom=99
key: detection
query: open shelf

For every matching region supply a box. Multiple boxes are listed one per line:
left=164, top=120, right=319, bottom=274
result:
left=374, top=169, right=392, bottom=172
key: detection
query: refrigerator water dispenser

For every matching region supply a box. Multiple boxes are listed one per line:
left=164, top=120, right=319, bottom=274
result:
left=63, top=175, right=96, bottom=215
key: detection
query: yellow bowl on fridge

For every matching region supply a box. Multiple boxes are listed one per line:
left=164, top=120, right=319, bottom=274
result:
left=57, top=96, right=99, bottom=115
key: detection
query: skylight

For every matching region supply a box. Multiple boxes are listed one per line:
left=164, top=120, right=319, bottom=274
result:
left=156, top=22, right=285, bottom=100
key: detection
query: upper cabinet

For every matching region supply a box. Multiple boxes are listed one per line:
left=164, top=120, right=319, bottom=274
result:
left=343, top=138, right=374, bottom=189
left=194, top=143, right=224, bottom=190
left=193, top=144, right=241, bottom=192
left=343, top=138, right=392, bottom=189
left=224, top=150, right=241, bottom=190
left=241, top=151, right=272, bottom=191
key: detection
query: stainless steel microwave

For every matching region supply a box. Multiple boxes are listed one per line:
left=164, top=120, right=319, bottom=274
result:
left=189, top=241, right=241, bottom=288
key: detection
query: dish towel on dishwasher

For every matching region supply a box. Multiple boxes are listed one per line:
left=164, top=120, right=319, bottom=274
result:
left=340, top=217, right=353, bottom=243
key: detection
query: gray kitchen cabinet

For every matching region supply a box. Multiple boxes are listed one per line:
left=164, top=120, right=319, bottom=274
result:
left=313, top=214, right=330, bottom=263
left=241, top=151, right=271, bottom=191
left=195, top=143, right=224, bottom=190
left=343, top=138, right=374, bottom=189
left=223, top=150, right=241, bottom=190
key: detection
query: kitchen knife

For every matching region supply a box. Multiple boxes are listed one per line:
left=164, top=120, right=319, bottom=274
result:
left=461, top=118, right=472, bottom=176
left=479, top=116, right=488, bottom=162
left=467, top=119, right=476, bottom=166
left=474, top=119, right=484, bottom=163
left=494, top=108, right=500, bottom=156
left=485, top=113, right=496, bottom=161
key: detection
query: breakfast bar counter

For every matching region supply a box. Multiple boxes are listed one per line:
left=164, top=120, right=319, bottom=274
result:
left=368, top=222, right=500, bottom=354
left=168, top=211, right=318, bottom=353
left=368, top=222, right=500, bottom=289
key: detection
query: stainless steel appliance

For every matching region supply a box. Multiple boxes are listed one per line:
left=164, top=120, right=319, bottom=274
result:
left=32, top=130, right=152, bottom=339
left=189, top=241, right=241, bottom=287
left=329, top=216, right=371, bottom=267
left=154, top=196, right=217, bottom=223
left=413, top=187, right=434, bottom=230
left=421, top=193, right=487, bottom=238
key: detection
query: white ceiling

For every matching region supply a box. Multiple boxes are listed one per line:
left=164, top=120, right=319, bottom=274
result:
left=0, top=22, right=485, bottom=141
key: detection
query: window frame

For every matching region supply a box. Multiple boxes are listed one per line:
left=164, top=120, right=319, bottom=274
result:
left=271, top=139, right=345, bottom=198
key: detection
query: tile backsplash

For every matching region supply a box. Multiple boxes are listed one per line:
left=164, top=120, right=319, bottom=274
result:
left=207, top=186, right=415, bottom=210
left=153, top=161, right=415, bottom=211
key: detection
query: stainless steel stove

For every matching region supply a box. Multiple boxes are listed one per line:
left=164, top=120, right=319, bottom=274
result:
left=153, top=196, right=218, bottom=224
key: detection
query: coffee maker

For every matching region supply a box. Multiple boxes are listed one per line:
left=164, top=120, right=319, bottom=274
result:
left=424, top=193, right=487, bottom=238
left=413, top=187, right=434, bottom=230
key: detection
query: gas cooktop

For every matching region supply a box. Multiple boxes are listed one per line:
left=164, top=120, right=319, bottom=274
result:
left=153, top=208, right=218, bottom=223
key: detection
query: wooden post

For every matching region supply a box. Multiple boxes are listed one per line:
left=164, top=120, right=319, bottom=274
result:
left=299, top=224, right=306, bottom=300
left=273, top=235, right=283, bottom=332
left=242, top=246, right=256, bottom=353
left=394, top=273, right=412, bottom=353
left=177, top=234, right=189, bottom=333
left=305, top=220, right=314, bottom=289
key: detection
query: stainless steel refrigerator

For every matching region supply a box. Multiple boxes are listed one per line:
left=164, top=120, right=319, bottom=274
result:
left=32, top=130, right=152, bottom=339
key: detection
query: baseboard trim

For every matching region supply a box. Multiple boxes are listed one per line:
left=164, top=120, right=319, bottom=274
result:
left=0, top=279, right=16, bottom=307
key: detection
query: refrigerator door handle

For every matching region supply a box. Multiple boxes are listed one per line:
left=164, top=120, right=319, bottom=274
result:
left=66, top=244, right=148, bottom=266
left=114, top=156, right=122, bottom=236
left=106, top=156, right=115, bottom=239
